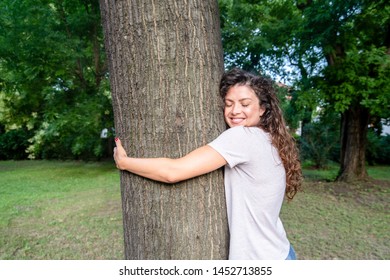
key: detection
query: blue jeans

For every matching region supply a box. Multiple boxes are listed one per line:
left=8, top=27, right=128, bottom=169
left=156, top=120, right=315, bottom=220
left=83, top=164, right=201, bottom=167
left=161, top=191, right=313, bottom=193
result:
left=285, top=245, right=297, bottom=260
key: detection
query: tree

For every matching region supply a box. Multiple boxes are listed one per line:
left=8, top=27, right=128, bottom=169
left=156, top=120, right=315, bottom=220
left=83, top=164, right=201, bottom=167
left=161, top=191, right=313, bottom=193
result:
left=300, top=0, right=390, bottom=181
left=219, top=0, right=390, bottom=181
left=99, top=0, right=228, bottom=259
left=0, top=0, right=111, bottom=160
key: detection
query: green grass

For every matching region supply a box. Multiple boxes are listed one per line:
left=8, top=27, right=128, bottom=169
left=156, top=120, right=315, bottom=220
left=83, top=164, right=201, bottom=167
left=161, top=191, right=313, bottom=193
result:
left=281, top=163, right=389, bottom=259
left=367, top=165, right=390, bottom=180
left=0, top=160, right=123, bottom=259
left=302, top=161, right=390, bottom=182
left=0, top=160, right=389, bottom=259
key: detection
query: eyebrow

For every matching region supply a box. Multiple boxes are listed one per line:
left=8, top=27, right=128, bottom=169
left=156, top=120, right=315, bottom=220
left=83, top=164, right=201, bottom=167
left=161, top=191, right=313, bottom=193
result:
left=224, top=98, right=253, bottom=102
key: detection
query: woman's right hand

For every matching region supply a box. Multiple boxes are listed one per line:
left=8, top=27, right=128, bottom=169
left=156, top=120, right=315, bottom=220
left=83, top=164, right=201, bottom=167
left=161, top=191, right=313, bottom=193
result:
left=113, top=138, right=128, bottom=170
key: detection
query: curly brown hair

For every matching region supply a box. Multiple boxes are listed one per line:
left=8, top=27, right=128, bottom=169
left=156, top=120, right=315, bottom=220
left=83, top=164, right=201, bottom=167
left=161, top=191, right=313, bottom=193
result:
left=219, top=68, right=302, bottom=200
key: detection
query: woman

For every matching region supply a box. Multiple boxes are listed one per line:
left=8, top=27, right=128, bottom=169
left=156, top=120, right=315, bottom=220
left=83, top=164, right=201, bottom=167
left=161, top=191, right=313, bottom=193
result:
left=114, top=68, right=302, bottom=260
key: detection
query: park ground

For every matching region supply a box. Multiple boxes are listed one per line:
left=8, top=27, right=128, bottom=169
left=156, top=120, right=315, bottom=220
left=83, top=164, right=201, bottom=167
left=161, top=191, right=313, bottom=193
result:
left=0, top=160, right=388, bottom=260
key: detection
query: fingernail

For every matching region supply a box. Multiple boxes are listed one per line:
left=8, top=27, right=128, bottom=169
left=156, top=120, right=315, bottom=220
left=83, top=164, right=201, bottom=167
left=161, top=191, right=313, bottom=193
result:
left=115, top=137, right=118, bottom=142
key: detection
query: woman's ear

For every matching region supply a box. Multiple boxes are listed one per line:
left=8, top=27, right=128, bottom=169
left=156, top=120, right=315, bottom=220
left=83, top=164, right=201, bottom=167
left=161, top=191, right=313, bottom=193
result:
left=259, top=106, right=266, bottom=117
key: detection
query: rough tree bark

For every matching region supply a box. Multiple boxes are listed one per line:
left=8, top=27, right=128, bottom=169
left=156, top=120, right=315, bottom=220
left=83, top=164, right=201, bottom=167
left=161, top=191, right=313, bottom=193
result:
left=99, top=0, right=228, bottom=259
left=337, top=102, right=369, bottom=181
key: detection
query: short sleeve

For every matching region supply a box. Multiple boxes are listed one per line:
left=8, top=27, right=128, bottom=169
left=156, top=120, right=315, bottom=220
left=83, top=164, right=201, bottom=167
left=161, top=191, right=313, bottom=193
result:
left=207, top=126, right=250, bottom=168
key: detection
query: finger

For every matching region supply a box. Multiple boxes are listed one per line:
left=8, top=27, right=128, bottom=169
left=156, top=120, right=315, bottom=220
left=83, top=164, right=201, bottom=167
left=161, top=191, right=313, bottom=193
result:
left=114, top=138, right=127, bottom=157
left=114, top=137, right=122, bottom=147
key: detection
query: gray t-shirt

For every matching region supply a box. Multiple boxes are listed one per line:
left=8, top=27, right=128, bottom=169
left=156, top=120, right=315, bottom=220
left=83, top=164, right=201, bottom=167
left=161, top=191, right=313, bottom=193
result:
left=208, top=126, right=290, bottom=260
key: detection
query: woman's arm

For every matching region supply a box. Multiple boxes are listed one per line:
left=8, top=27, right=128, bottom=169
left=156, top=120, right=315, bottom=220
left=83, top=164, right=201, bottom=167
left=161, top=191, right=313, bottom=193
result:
left=113, top=138, right=226, bottom=183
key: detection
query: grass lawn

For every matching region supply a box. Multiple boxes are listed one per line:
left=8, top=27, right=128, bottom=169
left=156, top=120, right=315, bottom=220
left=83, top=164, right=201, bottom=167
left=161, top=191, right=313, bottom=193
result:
left=0, top=160, right=123, bottom=259
left=0, top=160, right=389, bottom=259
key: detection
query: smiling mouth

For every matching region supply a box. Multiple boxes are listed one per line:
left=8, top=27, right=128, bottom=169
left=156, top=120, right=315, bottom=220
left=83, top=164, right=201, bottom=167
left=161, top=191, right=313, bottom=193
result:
left=230, top=118, right=245, bottom=124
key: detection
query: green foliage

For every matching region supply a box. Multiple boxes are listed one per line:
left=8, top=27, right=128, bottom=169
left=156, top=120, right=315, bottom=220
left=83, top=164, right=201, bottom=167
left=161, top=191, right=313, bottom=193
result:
left=26, top=89, right=113, bottom=160
left=366, top=130, right=390, bottom=165
left=0, top=0, right=112, bottom=160
left=300, top=111, right=340, bottom=168
left=300, top=114, right=390, bottom=167
left=219, top=0, right=303, bottom=77
left=320, top=46, right=390, bottom=115
left=219, top=0, right=390, bottom=174
left=219, top=0, right=390, bottom=115
left=0, top=127, right=33, bottom=160
left=275, top=86, right=301, bottom=132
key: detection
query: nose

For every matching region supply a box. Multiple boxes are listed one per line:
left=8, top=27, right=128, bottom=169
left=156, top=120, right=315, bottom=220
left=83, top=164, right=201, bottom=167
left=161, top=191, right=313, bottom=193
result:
left=231, top=103, right=241, bottom=115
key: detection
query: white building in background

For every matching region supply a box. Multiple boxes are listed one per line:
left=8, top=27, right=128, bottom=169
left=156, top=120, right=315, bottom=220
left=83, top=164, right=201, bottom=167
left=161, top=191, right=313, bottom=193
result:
left=382, top=122, right=390, bottom=136
left=100, top=128, right=108, bottom=138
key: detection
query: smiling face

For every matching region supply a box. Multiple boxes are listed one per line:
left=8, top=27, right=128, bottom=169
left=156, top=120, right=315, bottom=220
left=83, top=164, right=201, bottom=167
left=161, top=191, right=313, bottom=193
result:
left=223, top=85, right=265, bottom=128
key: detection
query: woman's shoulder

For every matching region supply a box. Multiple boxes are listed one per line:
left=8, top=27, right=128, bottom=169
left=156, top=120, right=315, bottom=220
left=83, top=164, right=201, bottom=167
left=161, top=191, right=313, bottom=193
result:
left=223, top=126, right=266, bottom=136
left=216, top=126, right=269, bottom=143
left=218, top=126, right=247, bottom=138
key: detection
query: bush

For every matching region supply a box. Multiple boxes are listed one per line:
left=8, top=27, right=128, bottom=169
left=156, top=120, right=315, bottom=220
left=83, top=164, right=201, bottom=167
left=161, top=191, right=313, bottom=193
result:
left=26, top=120, right=110, bottom=161
left=366, top=131, right=390, bottom=165
left=300, top=121, right=340, bottom=168
left=299, top=109, right=341, bottom=169
left=0, top=127, right=33, bottom=160
left=25, top=89, right=114, bottom=161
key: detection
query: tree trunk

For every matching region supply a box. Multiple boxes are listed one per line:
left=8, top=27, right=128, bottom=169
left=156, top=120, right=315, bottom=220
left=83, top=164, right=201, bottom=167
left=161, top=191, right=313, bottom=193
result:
left=99, top=0, right=228, bottom=259
left=337, top=102, right=369, bottom=182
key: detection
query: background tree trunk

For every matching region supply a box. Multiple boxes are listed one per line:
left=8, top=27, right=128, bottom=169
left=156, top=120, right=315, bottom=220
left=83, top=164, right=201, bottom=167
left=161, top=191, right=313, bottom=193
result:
left=337, top=102, right=369, bottom=182
left=99, top=0, right=228, bottom=259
